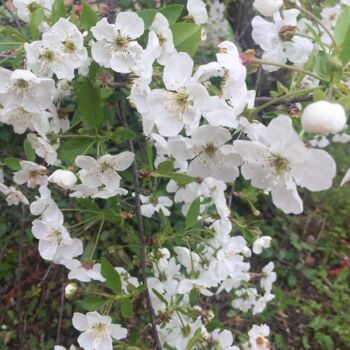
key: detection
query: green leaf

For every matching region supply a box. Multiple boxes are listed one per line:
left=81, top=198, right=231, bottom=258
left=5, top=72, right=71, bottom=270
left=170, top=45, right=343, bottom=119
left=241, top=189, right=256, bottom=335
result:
left=335, top=7, right=350, bottom=46
left=3, top=157, right=21, bottom=171
left=111, top=127, right=136, bottom=141
left=313, top=89, right=327, bottom=102
left=185, top=197, right=200, bottom=229
left=77, top=295, right=107, bottom=311
left=51, top=0, right=66, bottom=24
left=58, top=137, right=93, bottom=162
left=29, top=8, right=45, bottom=39
left=170, top=22, right=201, bottom=56
left=159, top=4, right=184, bottom=25
left=23, top=139, right=35, bottom=161
left=152, top=288, right=169, bottom=306
left=189, top=288, right=199, bottom=306
left=157, top=160, right=174, bottom=175
left=76, top=78, right=103, bottom=129
left=101, top=257, right=122, bottom=293
left=169, top=172, right=196, bottom=185
left=334, top=7, right=350, bottom=63
left=137, top=9, right=157, bottom=29
left=316, top=334, right=334, bottom=350
left=120, top=298, right=133, bottom=318
left=314, top=51, right=328, bottom=78
left=146, top=141, right=154, bottom=171
left=80, top=1, right=98, bottom=31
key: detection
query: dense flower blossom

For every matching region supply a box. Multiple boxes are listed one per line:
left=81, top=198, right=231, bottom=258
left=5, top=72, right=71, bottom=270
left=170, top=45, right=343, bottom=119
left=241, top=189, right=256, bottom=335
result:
left=0, top=183, right=29, bottom=206
left=91, top=13, right=144, bottom=73
left=74, top=152, right=134, bottom=198
left=72, top=312, right=127, bottom=350
left=1, top=0, right=347, bottom=348
left=185, top=125, right=242, bottom=182
left=187, top=0, right=208, bottom=24
left=252, top=10, right=313, bottom=71
left=233, top=115, right=336, bottom=214
left=147, top=52, right=209, bottom=136
left=0, top=68, right=55, bottom=113
left=13, top=161, right=48, bottom=188
left=140, top=194, right=173, bottom=217
left=13, top=0, right=54, bottom=22
left=25, top=19, right=87, bottom=80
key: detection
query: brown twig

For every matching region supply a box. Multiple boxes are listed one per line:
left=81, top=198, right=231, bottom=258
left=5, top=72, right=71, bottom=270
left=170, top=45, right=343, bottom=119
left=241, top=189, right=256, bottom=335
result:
left=116, top=100, right=163, bottom=350
left=255, top=94, right=313, bottom=106
left=16, top=204, right=25, bottom=347
left=56, top=270, right=66, bottom=344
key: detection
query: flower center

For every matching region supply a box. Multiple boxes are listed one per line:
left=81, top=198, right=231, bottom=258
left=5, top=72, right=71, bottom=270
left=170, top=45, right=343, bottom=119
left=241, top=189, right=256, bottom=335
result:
left=113, top=32, right=129, bottom=51
left=175, top=91, right=189, bottom=108
left=149, top=194, right=159, bottom=206
left=92, top=322, right=107, bottom=336
left=279, top=25, right=296, bottom=41
left=269, top=154, right=290, bottom=176
left=203, top=143, right=217, bottom=158
left=256, top=336, right=265, bottom=346
left=100, top=161, right=113, bottom=173
left=40, top=49, right=56, bottom=62
left=157, top=34, right=167, bottom=46
left=49, top=230, right=63, bottom=245
left=14, top=78, right=29, bottom=91
left=27, top=1, right=41, bottom=13
left=63, top=40, right=76, bottom=53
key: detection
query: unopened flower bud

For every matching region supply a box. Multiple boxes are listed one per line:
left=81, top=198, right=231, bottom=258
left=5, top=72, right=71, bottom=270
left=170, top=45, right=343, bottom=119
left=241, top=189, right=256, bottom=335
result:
left=328, top=56, right=343, bottom=72
left=301, top=100, right=347, bottom=135
left=48, top=170, right=77, bottom=189
left=253, top=0, right=283, bottom=16
left=65, top=282, right=78, bottom=299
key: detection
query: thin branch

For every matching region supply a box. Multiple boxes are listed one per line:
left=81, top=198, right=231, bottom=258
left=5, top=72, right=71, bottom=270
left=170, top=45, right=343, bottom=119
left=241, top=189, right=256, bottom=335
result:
left=255, top=94, right=313, bottom=106
left=16, top=204, right=25, bottom=348
left=56, top=271, right=65, bottom=344
left=252, top=88, right=317, bottom=115
left=116, top=100, right=163, bottom=350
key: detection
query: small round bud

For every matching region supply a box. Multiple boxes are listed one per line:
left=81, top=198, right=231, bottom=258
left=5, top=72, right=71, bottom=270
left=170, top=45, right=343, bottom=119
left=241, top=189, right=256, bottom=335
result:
left=65, top=282, right=78, bottom=300
left=253, top=0, right=283, bottom=16
left=301, top=100, right=347, bottom=135
left=328, top=56, right=343, bottom=72
left=48, top=169, right=77, bottom=190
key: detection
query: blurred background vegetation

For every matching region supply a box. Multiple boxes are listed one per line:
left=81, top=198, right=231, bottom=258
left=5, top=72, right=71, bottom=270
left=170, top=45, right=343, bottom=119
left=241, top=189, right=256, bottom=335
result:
left=1, top=0, right=350, bottom=349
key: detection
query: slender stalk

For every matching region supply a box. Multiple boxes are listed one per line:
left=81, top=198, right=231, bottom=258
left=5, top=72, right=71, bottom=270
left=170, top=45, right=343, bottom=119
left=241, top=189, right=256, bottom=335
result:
left=16, top=205, right=25, bottom=347
left=116, top=100, right=163, bottom=350
left=294, top=3, right=337, bottom=47
left=255, top=94, right=313, bottom=105
left=90, top=220, right=105, bottom=259
left=255, top=59, right=327, bottom=82
left=252, top=88, right=317, bottom=116
left=56, top=271, right=65, bottom=344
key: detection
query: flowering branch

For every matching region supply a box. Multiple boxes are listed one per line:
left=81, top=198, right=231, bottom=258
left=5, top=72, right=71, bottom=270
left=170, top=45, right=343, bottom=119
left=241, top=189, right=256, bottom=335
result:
left=252, top=88, right=317, bottom=116
left=116, top=100, right=163, bottom=350
left=255, top=95, right=313, bottom=106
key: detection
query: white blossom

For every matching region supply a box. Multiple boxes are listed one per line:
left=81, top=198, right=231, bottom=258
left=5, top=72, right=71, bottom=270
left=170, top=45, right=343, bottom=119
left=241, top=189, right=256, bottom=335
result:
left=73, top=312, right=127, bottom=350
left=48, top=169, right=77, bottom=189
left=233, top=115, right=336, bottom=214
left=301, top=101, right=347, bottom=135
left=91, top=13, right=144, bottom=74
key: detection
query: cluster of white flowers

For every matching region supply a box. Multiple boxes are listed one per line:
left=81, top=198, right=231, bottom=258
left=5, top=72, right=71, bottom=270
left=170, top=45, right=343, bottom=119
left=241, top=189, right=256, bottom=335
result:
left=1, top=0, right=349, bottom=349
